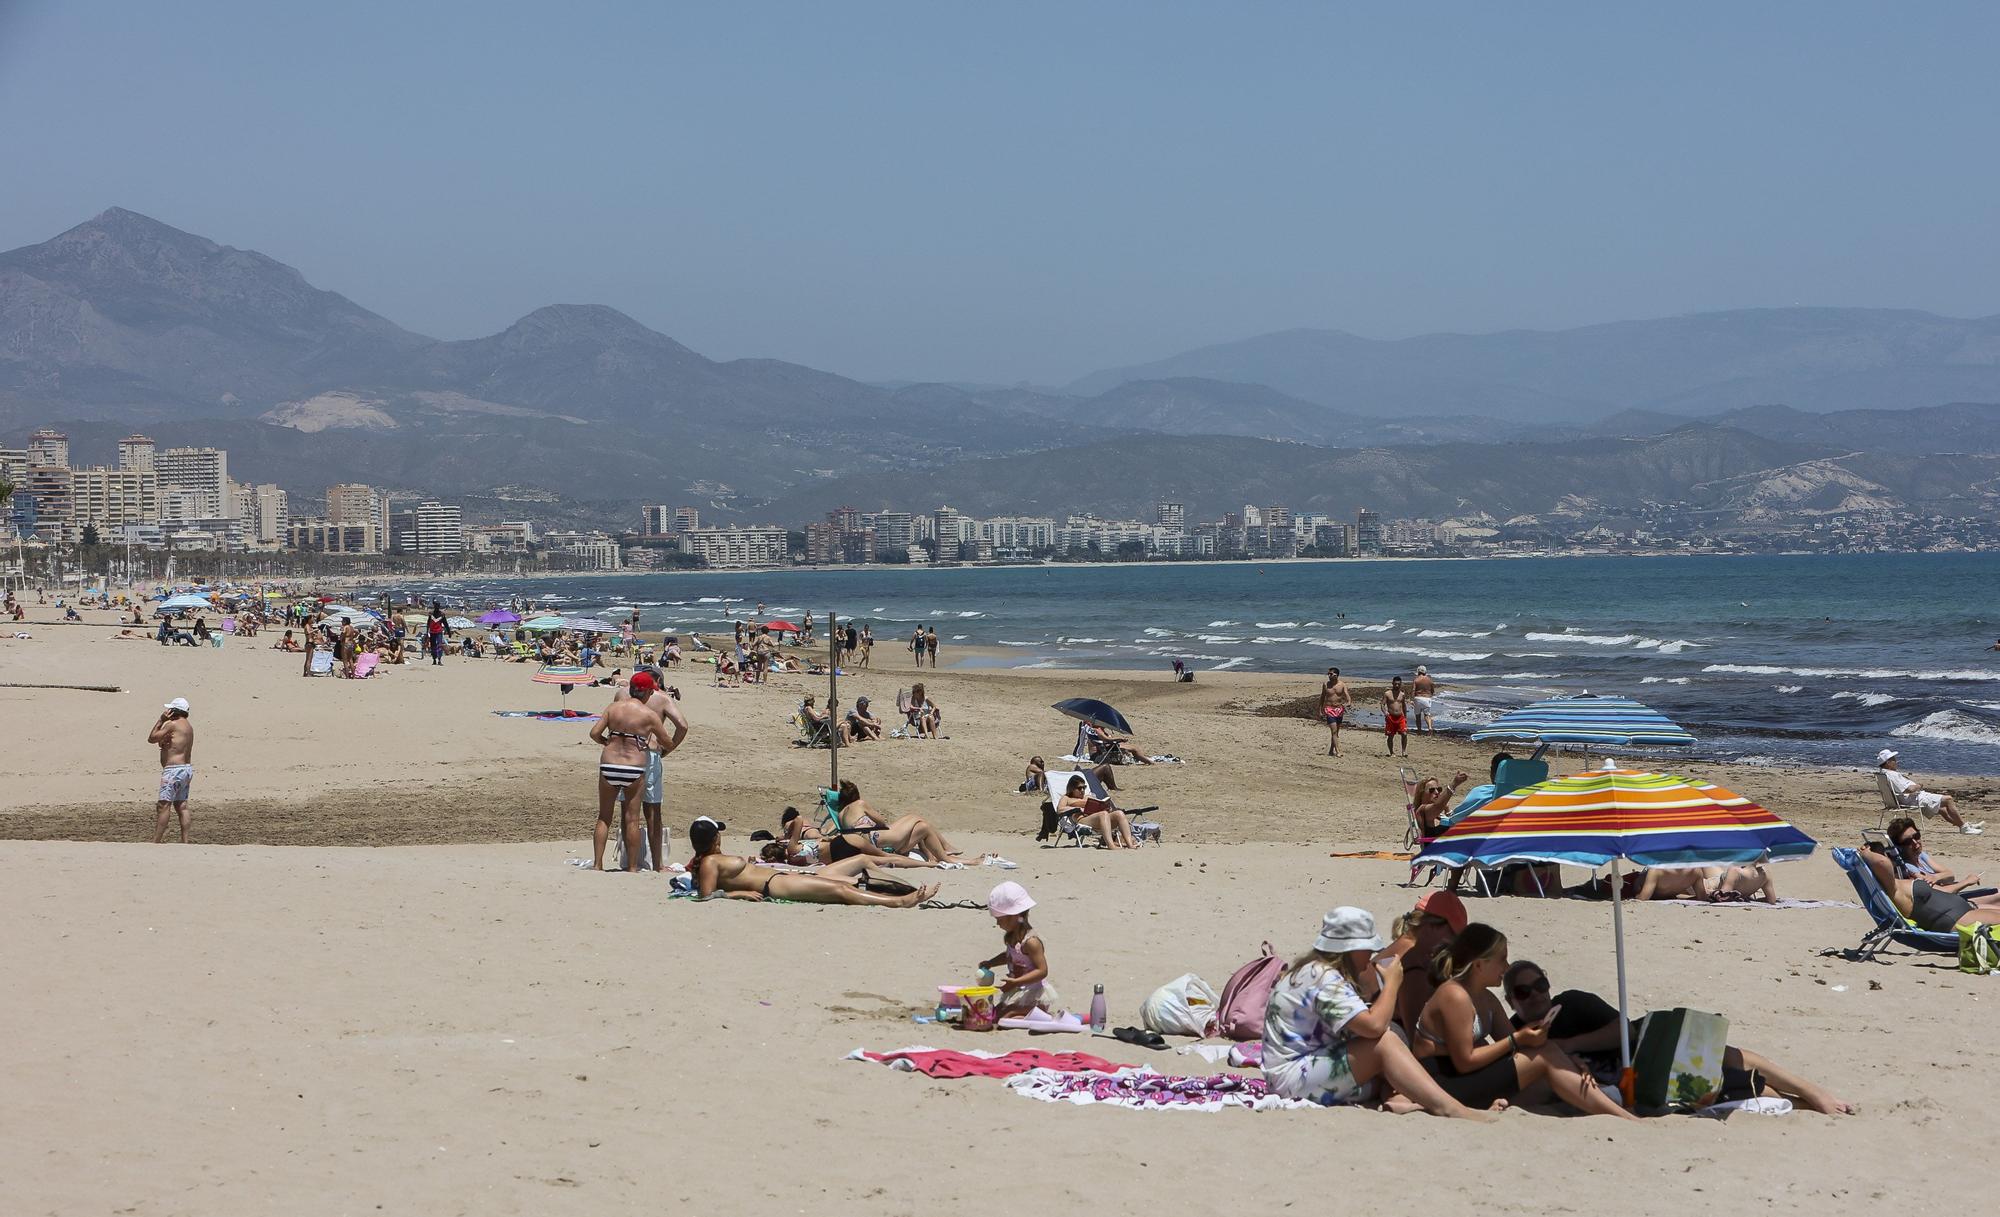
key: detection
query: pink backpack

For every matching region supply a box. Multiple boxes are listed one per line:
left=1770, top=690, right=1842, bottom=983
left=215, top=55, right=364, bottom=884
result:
left=1209, top=942, right=1282, bottom=1041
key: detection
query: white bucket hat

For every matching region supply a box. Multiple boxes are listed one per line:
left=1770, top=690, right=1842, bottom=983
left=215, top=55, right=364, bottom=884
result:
left=1876, top=748, right=1899, bottom=766
left=1314, top=906, right=1384, bottom=954
left=988, top=881, right=1035, bottom=917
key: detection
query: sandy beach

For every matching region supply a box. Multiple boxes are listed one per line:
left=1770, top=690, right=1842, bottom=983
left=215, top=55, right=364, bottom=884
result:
left=4, top=602, right=1997, bottom=1215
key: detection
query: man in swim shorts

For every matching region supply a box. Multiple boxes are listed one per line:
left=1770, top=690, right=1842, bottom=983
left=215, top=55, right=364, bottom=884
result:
left=1383, top=676, right=1411, bottom=756
left=627, top=669, right=690, bottom=871
left=1320, top=667, right=1354, bottom=757
left=148, top=696, right=196, bottom=843
left=1412, top=666, right=1437, bottom=734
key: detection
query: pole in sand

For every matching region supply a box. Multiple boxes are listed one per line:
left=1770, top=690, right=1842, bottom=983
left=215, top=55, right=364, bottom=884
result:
left=827, top=610, right=840, bottom=792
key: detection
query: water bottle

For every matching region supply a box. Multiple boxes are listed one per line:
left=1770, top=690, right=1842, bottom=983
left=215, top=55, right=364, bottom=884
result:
left=1089, top=984, right=1107, bottom=1032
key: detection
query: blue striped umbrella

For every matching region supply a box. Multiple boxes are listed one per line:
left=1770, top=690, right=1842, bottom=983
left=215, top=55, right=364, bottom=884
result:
left=1470, top=693, right=1695, bottom=748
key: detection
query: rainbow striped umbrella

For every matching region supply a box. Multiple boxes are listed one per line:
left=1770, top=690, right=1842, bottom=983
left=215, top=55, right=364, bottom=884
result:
left=531, top=663, right=592, bottom=709
left=1418, top=767, right=1814, bottom=871
left=1414, top=767, right=1814, bottom=1096
left=1470, top=693, right=1695, bottom=748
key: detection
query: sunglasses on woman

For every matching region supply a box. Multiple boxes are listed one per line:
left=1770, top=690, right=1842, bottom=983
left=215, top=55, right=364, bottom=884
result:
left=1510, top=976, right=1550, bottom=999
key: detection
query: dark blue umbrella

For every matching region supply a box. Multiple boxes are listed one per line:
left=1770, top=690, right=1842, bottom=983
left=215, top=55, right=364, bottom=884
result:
left=1052, top=698, right=1132, bottom=735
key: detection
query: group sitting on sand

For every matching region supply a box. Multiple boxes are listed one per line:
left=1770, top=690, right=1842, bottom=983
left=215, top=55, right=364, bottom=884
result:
left=1260, top=891, right=1853, bottom=1119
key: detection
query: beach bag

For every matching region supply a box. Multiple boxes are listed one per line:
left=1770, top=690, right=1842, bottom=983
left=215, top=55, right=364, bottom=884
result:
left=1210, top=942, right=1283, bottom=1041
left=1632, top=1008, right=1729, bottom=1111
left=1141, top=973, right=1218, bottom=1037
left=1958, top=923, right=2000, bottom=975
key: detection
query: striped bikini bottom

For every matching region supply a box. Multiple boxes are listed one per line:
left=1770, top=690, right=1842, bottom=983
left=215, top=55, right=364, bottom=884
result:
left=599, top=763, right=647, bottom=788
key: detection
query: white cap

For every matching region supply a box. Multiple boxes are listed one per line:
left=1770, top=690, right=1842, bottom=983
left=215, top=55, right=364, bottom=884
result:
left=1416, top=665, right=1428, bottom=675
left=1314, top=906, right=1384, bottom=954
left=1876, top=748, right=1899, bottom=766
left=163, top=697, right=190, bottom=713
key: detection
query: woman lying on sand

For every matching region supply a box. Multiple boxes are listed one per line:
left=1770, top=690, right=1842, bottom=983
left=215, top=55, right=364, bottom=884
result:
left=1262, top=907, right=1490, bottom=1120
left=771, top=806, right=944, bottom=868
left=1500, top=960, right=1853, bottom=1114
left=1414, top=924, right=1639, bottom=1120
left=1055, top=774, right=1139, bottom=849
left=690, top=818, right=938, bottom=906
left=827, top=781, right=968, bottom=863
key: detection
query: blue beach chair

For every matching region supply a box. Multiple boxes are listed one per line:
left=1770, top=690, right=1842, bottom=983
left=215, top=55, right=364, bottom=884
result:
left=1830, top=846, right=1958, bottom=958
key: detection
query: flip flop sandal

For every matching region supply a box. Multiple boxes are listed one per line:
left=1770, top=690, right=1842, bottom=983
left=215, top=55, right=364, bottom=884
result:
left=1111, top=1026, right=1167, bottom=1050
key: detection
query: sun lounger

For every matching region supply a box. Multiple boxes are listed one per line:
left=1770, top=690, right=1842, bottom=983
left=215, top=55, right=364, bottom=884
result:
left=1829, top=845, right=1958, bottom=957
left=352, top=652, right=379, bottom=679
left=308, top=649, right=334, bottom=676
left=1039, top=769, right=1102, bottom=847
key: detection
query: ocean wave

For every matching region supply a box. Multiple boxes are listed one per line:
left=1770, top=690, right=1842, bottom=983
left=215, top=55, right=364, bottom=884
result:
left=1411, top=628, right=1493, bottom=639
left=1058, top=637, right=1114, bottom=644
left=1496, top=672, right=1565, bottom=680
left=1252, top=636, right=1300, bottom=645
left=1704, top=663, right=2000, bottom=682
left=1211, top=657, right=1251, bottom=671
left=1891, top=709, right=2000, bottom=746
left=695, top=596, right=735, bottom=604
left=1524, top=631, right=1638, bottom=647
left=1831, top=691, right=1898, bottom=708
left=956, top=611, right=985, bottom=618
left=996, top=640, right=1040, bottom=647
left=1428, top=671, right=1486, bottom=680
left=1339, top=621, right=1396, bottom=632
left=1639, top=676, right=1691, bottom=685
left=1207, top=620, right=1238, bottom=628
left=1255, top=621, right=1299, bottom=629
left=1198, top=634, right=1244, bottom=644
left=1776, top=685, right=1804, bottom=694
left=1301, top=637, right=1493, bottom=662
left=1143, top=628, right=1177, bottom=637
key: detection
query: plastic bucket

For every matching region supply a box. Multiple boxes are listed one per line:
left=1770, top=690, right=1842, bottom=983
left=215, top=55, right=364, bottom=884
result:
left=957, top=986, right=1000, bottom=1031
left=937, top=985, right=966, bottom=1008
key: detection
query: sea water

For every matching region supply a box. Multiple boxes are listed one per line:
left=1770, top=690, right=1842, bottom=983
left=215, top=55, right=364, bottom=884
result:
left=401, top=553, right=2000, bottom=774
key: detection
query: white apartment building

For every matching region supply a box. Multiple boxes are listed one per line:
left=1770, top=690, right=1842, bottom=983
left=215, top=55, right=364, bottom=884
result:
left=567, top=538, right=623, bottom=570
left=977, top=515, right=1057, bottom=551
left=862, top=511, right=915, bottom=552
left=231, top=481, right=288, bottom=548
left=69, top=466, right=159, bottom=536
left=155, top=446, right=229, bottom=519
left=414, top=501, right=464, bottom=557
left=117, top=435, right=156, bottom=472
left=680, top=525, right=787, bottom=568
left=27, top=428, right=69, bottom=468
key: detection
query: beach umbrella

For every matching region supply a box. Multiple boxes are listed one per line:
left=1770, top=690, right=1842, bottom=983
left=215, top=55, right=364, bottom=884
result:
left=1414, top=766, right=1816, bottom=1095
left=447, top=616, right=476, bottom=630
left=532, top=663, right=592, bottom=709
left=1051, top=697, right=1133, bottom=736
left=157, top=593, right=213, bottom=612
left=478, top=609, right=520, bottom=626
left=1470, top=693, right=1695, bottom=749
left=559, top=616, right=617, bottom=633
left=523, top=615, right=567, bottom=632
left=763, top=620, right=801, bottom=633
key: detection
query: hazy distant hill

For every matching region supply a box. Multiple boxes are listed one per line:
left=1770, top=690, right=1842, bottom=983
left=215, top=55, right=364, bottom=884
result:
left=1069, top=309, right=2000, bottom=422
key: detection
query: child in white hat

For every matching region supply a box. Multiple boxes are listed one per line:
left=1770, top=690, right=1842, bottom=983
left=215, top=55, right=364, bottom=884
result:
left=979, top=882, right=1059, bottom=1015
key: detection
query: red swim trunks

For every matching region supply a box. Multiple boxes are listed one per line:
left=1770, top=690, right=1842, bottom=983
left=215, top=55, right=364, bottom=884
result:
left=1384, top=715, right=1407, bottom=735
left=1323, top=706, right=1345, bottom=723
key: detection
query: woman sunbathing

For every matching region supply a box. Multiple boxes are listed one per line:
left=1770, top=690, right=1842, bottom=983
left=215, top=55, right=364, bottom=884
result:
left=1860, top=841, right=2000, bottom=929
left=1055, top=774, right=1139, bottom=849
left=1887, top=817, right=1983, bottom=891
left=1413, top=771, right=1470, bottom=837
left=1413, top=924, right=1638, bottom=1120
left=827, top=780, right=968, bottom=863
left=691, top=818, right=937, bottom=906
left=1500, top=960, right=1853, bottom=1114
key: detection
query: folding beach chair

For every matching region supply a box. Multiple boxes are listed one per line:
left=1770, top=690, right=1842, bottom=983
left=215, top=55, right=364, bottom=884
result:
left=1873, top=771, right=1904, bottom=830
left=794, top=703, right=832, bottom=748
left=352, top=652, right=380, bottom=679
left=307, top=649, right=335, bottom=676
left=1829, top=845, right=1958, bottom=958
left=1038, top=769, right=1115, bottom=847
left=1404, top=768, right=1506, bottom=897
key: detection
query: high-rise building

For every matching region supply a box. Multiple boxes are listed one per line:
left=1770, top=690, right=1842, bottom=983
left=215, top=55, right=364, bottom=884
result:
left=1355, top=508, right=1383, bottom=555
left=155, top=446, right=229, bottom=518
left=27, top=428, right=69, bottom=468
left=641, top=505, right=672, bottom=535
left=245, top=484, right=288, bottom=546
left=117, top=435, right=156, bottom=472
left=679, top=525, right=787, bottom=568
left=1155, top=502, right=1185, bottom=532
left=1265, top=506, right=1292, bottom=529
left=805, top=522, right=844, bottom=564
left=862, top=511, right=915, bottom=553
left=415, top=501, right=464, bottom=556
left=672, top=506, right=700, bottom=533
left=69, top=466, right=158, bottom=536
left=0, top=447, right=27, bottom=485
left=1241, top=504, right=1263, bottom=528
left=932, top=506, right=964, bottom=560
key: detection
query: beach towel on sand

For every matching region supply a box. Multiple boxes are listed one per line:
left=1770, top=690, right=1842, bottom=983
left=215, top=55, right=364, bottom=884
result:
left=1006, top=1066, right=1311, bottom=1112
left=848, top=1047, right=1129, bottom=1078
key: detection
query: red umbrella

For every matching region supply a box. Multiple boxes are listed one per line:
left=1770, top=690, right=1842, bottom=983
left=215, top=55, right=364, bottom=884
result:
left=763, top=620, right=801, bottom=632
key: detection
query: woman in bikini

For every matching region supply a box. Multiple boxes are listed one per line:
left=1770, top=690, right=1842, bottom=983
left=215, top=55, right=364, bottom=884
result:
left=1413, top=924, right=1638, bottom=1120
left=588, top=692, right=678, bottom=872
left=825, top=781, right=968, bottom=863
left=693, top=818, right=937, bottom=906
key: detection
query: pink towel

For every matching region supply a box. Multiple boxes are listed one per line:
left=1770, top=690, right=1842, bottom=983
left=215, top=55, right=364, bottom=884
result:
left=854, top=1048, right=1130, bottom=1078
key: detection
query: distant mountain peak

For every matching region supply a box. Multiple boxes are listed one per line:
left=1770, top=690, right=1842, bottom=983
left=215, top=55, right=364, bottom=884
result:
left=496, top=303, right=695, bottom=354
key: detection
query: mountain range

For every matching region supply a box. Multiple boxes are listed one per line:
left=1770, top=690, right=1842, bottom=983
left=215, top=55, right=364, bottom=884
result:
left=3, top=208, right=1998, bottom=529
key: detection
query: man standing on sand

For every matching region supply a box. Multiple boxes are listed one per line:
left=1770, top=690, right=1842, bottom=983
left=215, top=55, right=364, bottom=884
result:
left=1383, top=676, right=1411, bottom=756
left=1412, top=666, right=1438, bottom=734
left=844, top=622, right=859, bottom=666
left=628, top=669, right=691, bottom=870
left=1320, top=666, right=1354, bottom=757
left=911, top=627, right=926, bottom=667
left=148, top=697, right=195, bottom=843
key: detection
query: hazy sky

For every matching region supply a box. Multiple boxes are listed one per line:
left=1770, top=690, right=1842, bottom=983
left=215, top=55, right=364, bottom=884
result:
left=3, top=2, right=1997, bottom=384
